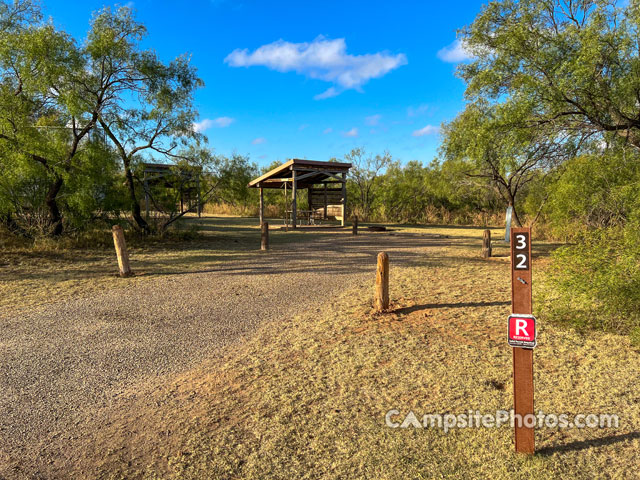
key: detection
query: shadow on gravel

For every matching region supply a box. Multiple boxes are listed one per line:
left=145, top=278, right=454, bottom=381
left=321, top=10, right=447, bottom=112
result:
left=150, top=234, right=456, bottom=278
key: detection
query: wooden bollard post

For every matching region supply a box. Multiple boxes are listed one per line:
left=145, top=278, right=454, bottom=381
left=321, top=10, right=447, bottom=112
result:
left=375, top=252, right=389, bottom=312
left=353, top=215, right=358, bottom=235
left=482, top=229, right=492, bottom=258
left=111, top=225, right=133, bottom=277
left=261, top=222, right=269, bottom=251
left=510, top=227, right=534, bottom=454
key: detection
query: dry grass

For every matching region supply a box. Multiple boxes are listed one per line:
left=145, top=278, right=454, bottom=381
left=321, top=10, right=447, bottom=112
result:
left=0, top=215, right=332, bottom=312
left=38, top=222, right=639, bottom=479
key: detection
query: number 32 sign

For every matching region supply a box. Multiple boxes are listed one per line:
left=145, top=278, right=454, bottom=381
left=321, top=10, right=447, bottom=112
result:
left=513, top=231, right=530, bottom=270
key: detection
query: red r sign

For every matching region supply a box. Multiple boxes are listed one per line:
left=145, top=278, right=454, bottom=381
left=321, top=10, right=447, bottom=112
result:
left=508, top=314, right=537, bottom=349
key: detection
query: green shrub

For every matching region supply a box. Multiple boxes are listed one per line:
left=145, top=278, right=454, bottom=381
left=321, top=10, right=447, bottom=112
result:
left=531, top=149, right=640, bottom=239
left=536, top=223, right=640, bottom=337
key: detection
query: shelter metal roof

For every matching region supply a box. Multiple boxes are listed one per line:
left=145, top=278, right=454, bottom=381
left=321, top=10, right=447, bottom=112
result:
left=248, top=159, right=351, bottom=189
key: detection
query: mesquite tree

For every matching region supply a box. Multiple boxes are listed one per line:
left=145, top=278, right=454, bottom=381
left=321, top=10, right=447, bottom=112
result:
left=459, top=0, right=640, bottom=150
left=441, top=101, right=574, bottom=226
left=0, top=0, right=97, bottom=235
left=0, top=2, right=206, bottom=235
left=345, top=147, right=392, bottom=221
left=90, top=7, right=204, bottom=232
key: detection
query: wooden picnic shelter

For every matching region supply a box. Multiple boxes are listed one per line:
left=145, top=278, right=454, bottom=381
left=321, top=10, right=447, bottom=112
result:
left=248, top=159, right=352, bottom=228
left=142, top=162, right=202, bottom=219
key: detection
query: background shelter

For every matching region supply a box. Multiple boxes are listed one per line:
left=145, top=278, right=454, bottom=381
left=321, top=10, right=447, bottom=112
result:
left=142, top=162, right=202, bottom=219
left=248, top=159, right=352, bottom=228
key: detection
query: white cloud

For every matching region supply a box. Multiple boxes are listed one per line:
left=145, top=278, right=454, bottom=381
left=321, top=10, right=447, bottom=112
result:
left=323, top=127, right=333, bottom=134
left=407, top=104, right=429, bottom=117
left=365, top=114, right=381, bottom=126
left=212, top=116, right=235, bottom=127
left=298, top=123, right=309, bottom=131
left=193, top=117, right=235, bottom=132
left=342, top=127, right=358, bottom=138
left=314, top=87, right=340, bottom=100
left=252, top=137, right=266, bottom=145
left=225, top=37, right=407, bottom=99
left=193, top=119, right=214, bottom=132
left=437, top=39, right=475, bottom=63
left=412, top=125, right=440, bottom=137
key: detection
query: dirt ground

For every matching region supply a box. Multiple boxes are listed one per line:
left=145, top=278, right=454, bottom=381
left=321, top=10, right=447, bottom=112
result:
left=0, top=217, right=464, bottom=478
left=1, top=217, right=638, bottom=479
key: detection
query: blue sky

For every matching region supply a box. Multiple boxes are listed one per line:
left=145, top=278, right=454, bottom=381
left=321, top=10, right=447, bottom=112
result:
left=43, top=0, right=483, bottom=169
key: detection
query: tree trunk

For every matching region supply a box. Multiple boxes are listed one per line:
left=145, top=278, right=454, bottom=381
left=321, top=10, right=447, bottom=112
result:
left=511, top=204, right=523, bottom=227
left=98, top=119, right=149, bottom=233
left=45, top=176, right=64, bottom=236
left=124, top=159, right=149, bottom=233
left=506, top=192, right=522, bottom=227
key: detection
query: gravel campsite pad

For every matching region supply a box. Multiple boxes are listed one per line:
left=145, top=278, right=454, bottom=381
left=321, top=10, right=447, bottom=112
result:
left=0, top=225, right=456, bottom=478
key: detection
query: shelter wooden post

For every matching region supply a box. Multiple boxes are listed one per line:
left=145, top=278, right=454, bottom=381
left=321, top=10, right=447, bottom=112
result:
left=511, top=227, right=534, bottom=454
left=482, top=229, right=492, bottom=258
left=353, top=215, right=358, bottom=235
left=259, top=186, right=264, bottom=225
left=112, top=225, right=133, bottom=277
left=144, top=174, right=150, bottom=221
left=323, top=183, right=328, bottom=219
left=284, top=182, right=288, bottom=227
left=291, top=169, right=298, bottom=229
left=341, top=172, right=347, bottom=227
left=196, top=174, right=201, bottom=218
left=261, top=222, right=269, bottom=250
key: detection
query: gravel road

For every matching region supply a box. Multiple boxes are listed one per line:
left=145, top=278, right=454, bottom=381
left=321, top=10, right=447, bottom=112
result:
left=0, top=231, right=447, bottom=478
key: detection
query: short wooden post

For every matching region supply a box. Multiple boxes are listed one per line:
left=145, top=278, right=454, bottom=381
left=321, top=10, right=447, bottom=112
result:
left=261, top=222, right=269, bottom=251
left=482, top=229, right=492, bottom=258
left=375, top=252, right=389, bottom=312
left=353, top=215, right=358, bottom=235
left=111, top=225, right=133, bottom=277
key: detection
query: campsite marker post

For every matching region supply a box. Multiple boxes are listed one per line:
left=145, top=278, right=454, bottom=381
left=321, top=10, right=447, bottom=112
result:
left=509, top=227, right=535, bottom=454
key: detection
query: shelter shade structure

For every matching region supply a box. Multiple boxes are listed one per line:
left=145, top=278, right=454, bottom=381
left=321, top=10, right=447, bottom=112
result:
left=248, top=159, right=352, bottom=228
left=142, top=162, right=202, bottom=219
